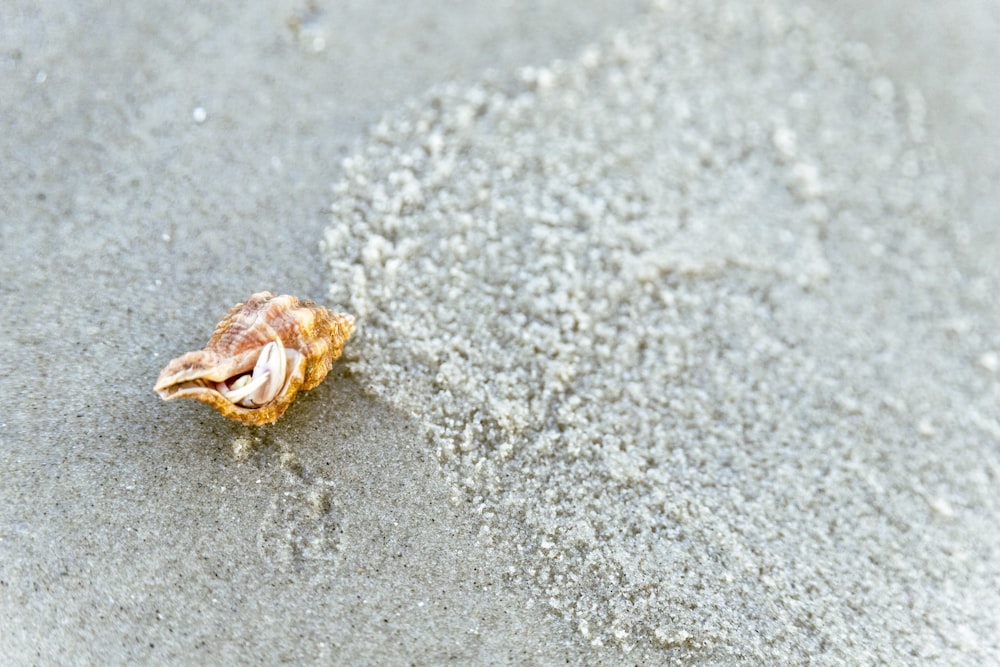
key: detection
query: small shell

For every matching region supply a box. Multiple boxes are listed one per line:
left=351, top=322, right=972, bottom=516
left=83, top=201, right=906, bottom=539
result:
left=154, top=292, right=355, bottom=426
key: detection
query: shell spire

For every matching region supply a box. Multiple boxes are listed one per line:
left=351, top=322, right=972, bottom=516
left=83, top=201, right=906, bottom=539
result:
left=154, top=292, right=355, bottom=426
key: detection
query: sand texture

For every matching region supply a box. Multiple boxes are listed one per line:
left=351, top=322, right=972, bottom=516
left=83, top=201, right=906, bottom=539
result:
left=323, top=3, right=999, bottom=660
left=2, top=0, right=998, bottom=664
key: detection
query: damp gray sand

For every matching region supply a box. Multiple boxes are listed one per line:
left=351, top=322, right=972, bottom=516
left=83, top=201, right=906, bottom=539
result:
left=324, top=1, right=999, bottom=661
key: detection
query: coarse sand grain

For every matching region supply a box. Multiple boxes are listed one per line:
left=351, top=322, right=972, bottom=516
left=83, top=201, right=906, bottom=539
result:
left=324, top=1, right=999, bottom=662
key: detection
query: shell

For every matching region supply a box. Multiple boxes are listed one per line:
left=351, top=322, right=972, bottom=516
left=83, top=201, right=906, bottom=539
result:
left=154, top=292, right=355, bottom=426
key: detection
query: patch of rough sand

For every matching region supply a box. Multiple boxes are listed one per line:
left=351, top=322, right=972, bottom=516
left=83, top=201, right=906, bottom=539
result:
left=324, top=1, right=999, bottom=662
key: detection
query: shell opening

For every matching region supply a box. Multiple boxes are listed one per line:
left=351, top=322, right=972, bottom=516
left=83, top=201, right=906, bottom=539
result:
left=216, top=339, right=288, bottom=408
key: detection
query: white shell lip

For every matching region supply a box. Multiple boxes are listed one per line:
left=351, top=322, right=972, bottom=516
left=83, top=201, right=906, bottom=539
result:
left=214, top=340, right=291, bottom=408
left=156, top=343, right=304, bottom=409
left=153, top=348, right=258, bottom=393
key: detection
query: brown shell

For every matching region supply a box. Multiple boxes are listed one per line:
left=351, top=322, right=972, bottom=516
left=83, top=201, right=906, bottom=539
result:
left=154, top=292, right=355, bottom=426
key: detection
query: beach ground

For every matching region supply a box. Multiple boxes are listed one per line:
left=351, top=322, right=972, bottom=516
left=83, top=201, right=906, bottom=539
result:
left=1, top=1, right=997, bottom=663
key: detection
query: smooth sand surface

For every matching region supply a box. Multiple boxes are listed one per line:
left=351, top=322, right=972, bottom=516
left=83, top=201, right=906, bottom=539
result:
left=2, top=1, right=997, bottom=664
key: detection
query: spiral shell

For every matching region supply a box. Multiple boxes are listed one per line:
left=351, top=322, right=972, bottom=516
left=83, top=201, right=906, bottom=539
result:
left=154, top=292, right=355, bottom=426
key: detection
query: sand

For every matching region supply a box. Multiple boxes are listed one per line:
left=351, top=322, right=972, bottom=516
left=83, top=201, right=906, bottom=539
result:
left=322, top=2, right=999, bottom=660
left=1, top=0, right=998, bottom=664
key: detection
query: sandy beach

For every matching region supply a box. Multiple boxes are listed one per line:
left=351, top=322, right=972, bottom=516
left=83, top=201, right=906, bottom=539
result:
left=2, top=1, right=997, bottom=664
